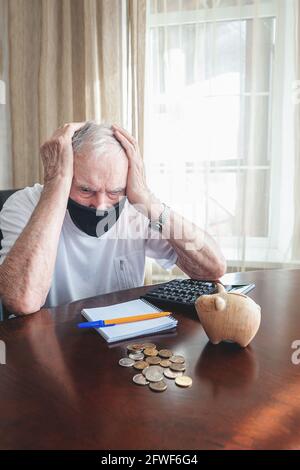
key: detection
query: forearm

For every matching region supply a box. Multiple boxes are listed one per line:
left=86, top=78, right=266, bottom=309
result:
left=146, top=195, right=226, bottom=279
left=0, top=179, right=70, bottom=314
left=168, top=211, right=226, bottom=279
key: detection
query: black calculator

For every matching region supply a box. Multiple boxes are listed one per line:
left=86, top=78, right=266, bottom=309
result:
left=141, top=278, right=255, bottom=314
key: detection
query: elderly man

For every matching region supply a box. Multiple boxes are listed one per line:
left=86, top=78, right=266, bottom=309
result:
left=0, top=121, right=226, bottom=314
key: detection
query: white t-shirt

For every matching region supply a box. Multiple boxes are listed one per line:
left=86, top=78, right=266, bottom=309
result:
left=0, top=184, right=178, bottom=308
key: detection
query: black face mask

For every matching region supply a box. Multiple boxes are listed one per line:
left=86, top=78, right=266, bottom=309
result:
left=67, top=196, right=126, bottom=237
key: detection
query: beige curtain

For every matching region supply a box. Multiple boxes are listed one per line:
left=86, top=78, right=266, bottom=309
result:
left=1, top=0, right=146, bottom=189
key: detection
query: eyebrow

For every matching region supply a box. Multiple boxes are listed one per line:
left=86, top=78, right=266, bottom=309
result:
left=76, top=182, right=125, bottom=193
left=76, top=182, right=97, bottom=191
left=107, top=187, right=125, bottom=193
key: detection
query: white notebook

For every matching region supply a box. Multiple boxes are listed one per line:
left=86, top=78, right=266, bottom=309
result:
left=81, top=298, right=178, bottom=343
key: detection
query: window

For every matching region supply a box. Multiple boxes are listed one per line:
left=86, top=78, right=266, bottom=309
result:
left=144, top=0, right=295, bottom=268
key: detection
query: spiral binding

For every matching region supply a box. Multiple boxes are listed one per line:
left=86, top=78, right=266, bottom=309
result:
left=141, top=298, right=177, bottom=323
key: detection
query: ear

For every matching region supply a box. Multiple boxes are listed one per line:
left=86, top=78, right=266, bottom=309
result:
left=217, top=283, right=226, bottom=293
left=214, top=295, right=226, bottom=311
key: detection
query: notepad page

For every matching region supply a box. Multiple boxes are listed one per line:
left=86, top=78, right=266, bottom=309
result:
left=83, top=299, right=162, bottom=320
left=81, top=299, right=177, bottom=343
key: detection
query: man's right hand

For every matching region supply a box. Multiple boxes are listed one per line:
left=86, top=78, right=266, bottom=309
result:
left=40, top=122, right=86, bottom=186
left=0, top=121, right=86, bottom=315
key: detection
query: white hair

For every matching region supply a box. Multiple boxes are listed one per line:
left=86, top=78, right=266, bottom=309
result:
left=72, top=121, right=124, bottom=157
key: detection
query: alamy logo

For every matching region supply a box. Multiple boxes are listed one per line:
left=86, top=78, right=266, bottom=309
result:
left=0, top=340, right=6, bottom=365
left=291, top=340, right=300, bottom=365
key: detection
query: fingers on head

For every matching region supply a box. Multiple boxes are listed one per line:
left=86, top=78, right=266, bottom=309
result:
left=47, top=123, right=84, bottom=144
left=113, top=125, right=137, bottom=146
left=63, top=122, right=86, bottom=135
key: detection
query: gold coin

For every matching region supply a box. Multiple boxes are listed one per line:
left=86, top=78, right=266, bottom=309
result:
left=144, top=348, right=158, bottom=357
left=127, top=344, right=143, bottom=353
left=141, top=343, right=157, bottom=350
left=149, top=380, right=168, bottom=392
left=160, top=359, right=172, bottom=368
left=170, top=362, right=186, bottom=372
left=158, top=349, right=173, bottom=359
left=170, top=355, right=185, bottom=364
left=133, top=360, right=148, bottom=370
left=132, top=343, right=145, bottom=350
left=175, top=376, right=193, bottom=388
left=146, top=356, right=161, bottom=365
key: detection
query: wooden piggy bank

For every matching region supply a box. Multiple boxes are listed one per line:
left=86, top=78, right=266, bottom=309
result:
left=195, top=284, right=261, bottom=347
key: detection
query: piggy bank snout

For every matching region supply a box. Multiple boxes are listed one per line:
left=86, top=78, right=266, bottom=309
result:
left=196, top=295, right=213, bottom=312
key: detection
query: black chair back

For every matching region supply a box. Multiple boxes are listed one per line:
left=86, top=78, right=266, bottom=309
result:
left=0, top=189, right=20, bottom=250
left=0, top=189, right=21, bottom=321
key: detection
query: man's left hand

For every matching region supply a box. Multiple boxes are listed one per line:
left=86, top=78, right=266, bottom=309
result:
left=112, top=124, right=151, bottom=210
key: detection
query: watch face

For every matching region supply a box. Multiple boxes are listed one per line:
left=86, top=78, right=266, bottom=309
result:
left=149, top=221, right=162, bottom=232
left=149, top=204, right=169, bottom=232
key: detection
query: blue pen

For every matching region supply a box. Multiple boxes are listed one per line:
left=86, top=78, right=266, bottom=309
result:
left=77, top=311, right=171, bottom=329
left=77, top=320, right=115, bottom=328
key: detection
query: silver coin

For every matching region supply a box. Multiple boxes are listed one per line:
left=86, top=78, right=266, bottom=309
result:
left=144, top=365, right=164, bottom=383
left=133, top=374, right=149, bottom=386
left=119, top=357, right=135, bottom=367
left=170, top=355, right=185, bottom=364
left=129, top=352, right=144, bottom=361
left=164, top=368, right=184, bottom=379
left=170, top=362, right=186, bottom=372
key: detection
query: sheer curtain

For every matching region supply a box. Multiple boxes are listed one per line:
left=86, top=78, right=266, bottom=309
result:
left=292, top=0, right=300, bottom=260
left=144, top=0, right=298, bottom=279
left=0, top=0, right=146, bottom=189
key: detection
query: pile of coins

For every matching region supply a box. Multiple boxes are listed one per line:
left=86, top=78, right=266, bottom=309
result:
left=118, top=342, right=193, bottom=393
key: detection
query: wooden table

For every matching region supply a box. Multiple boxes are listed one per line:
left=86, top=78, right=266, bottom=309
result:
left=1, top=269, right=300, bottom=450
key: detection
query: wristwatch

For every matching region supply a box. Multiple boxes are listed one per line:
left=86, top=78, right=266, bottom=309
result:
left=149, top=202, right=170, bottom=232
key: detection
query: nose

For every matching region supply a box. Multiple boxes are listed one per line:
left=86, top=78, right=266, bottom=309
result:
left=89, top=192, right=111, bottom=210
